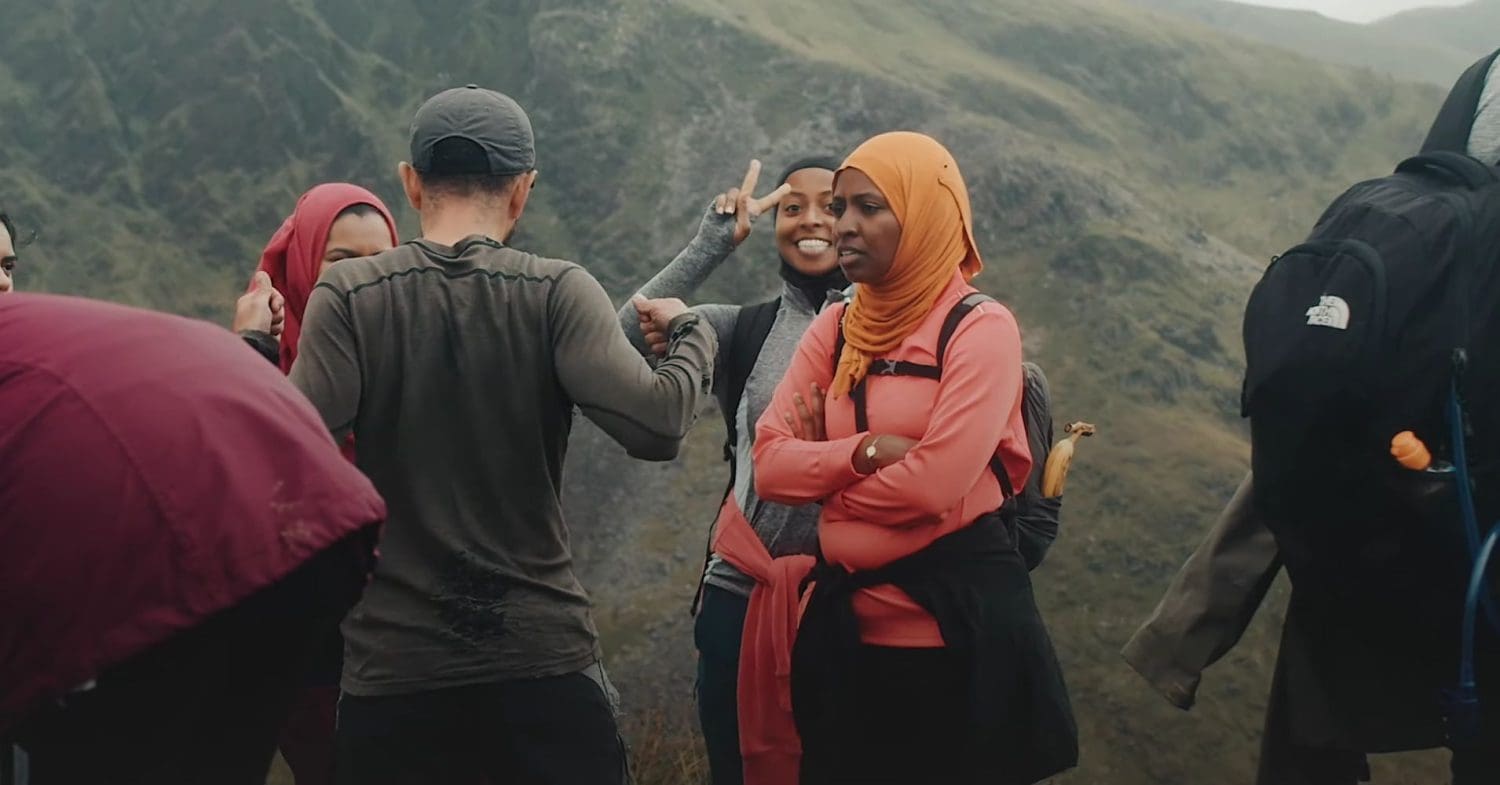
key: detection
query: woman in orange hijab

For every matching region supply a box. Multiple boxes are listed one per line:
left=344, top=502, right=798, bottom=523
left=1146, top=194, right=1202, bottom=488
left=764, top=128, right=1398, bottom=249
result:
left=753, top=132, right=1077, bottom=784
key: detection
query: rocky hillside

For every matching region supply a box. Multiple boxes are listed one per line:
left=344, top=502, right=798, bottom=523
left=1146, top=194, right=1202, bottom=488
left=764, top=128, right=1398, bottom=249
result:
left=0, top=0, right=1459, bottom=781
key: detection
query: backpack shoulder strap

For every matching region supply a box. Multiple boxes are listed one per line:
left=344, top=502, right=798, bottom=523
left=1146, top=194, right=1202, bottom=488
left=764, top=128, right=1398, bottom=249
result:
left=837, top=294, right=1023, bottom=486
left=935, top=293, right=1018, bottom=497
left=1396, top=151, right=1499, bottom=191
left=936, top=292, right=997, bottom=367
left=1421, top=48, right=1500, bottom=156
left=722, top=298, right=781, bottom=463
left=694, top=297, right=779, bottom=617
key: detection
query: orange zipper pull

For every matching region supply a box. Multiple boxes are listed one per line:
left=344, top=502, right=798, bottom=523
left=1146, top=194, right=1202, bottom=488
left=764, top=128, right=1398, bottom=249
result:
left=1392, top=431, right=1433, bottom=472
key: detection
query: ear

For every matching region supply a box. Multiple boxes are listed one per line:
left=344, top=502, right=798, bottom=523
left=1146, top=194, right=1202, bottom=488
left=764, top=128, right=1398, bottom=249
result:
left=509, top=170, right=538, bottom=222
left=398, top=162, right=423, bottom=211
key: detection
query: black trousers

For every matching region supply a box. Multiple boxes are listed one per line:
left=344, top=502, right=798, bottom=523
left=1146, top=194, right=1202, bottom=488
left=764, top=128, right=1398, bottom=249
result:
left=334, top=670, right=626, bottom=785
left=694, top=585, right=749, bottom=785
left=799, top=645, right=968, bottom=785
left=14, top=532, right=372, bottom=785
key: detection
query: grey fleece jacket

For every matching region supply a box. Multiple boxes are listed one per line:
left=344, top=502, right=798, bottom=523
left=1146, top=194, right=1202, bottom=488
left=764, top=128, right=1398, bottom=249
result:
left=1469, top=56, right=1500, bottom=165
left=618, top=208, right=842, bottom=597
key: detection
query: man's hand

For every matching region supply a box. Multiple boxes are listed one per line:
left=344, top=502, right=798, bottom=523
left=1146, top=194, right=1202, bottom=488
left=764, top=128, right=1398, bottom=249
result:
left=633, top=295, right=689, bottom=357
left=714, top=159, right=792, bottom=247
left=852, top=434, right=918, bottom=475
left=233, top=271, right=286, bottom=337
left=782, top=383, right=828, bottom=441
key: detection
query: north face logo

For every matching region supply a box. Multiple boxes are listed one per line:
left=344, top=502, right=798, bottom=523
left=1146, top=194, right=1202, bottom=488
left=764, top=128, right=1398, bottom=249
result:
left=1305, top=295, right=1351, bottom=330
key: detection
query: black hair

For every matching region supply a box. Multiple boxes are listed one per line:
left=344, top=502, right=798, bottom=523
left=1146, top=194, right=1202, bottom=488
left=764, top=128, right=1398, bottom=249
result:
left=0, top=210, right=32, bottom=252
left=334, top=203, right=385, bottom=222
left=773, top=155, right=844, bottom=219
left=777, top=155, right=844, bottom=188
left=1, top=210, right=19, bottom=279
left=418, top=138, right=523, bottom=201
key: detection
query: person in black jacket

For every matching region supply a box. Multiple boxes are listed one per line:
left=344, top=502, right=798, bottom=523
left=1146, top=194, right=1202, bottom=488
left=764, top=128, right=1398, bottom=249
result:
left=1125, top=48, right=1500, bottom=785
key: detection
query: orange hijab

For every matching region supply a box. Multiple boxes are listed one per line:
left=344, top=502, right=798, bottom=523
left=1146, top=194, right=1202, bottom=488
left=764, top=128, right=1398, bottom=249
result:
left=832, top=132, right=984, bottom=398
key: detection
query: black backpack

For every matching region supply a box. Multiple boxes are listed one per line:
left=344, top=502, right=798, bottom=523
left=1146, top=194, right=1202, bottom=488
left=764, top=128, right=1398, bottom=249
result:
left=833, top=292, right=1063, bottom=569
left=1242, top=151, right=1500, bottom=615
left=716, top=298, right=783, bottom=485
left=689, top=297, right=787, bottom=615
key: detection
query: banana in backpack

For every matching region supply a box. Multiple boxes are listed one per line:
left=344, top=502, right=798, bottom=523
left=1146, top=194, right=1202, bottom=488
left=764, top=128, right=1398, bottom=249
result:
left=1041, top=422, right=1096, bottom=499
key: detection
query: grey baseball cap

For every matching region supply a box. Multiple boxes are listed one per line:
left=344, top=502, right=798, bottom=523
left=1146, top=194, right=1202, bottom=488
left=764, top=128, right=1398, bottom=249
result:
left=409, top=85, right=536, bottom=176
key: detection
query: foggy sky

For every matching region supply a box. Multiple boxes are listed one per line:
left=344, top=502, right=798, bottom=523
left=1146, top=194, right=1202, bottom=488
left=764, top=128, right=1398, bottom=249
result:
left=1245, top=0, right=1471, bottom=23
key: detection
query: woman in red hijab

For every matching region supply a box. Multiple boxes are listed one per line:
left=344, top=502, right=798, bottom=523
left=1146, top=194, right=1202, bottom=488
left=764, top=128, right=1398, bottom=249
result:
left=230, top=183, right=398, bottom=785
left=234, top=183, right=399, bottom=371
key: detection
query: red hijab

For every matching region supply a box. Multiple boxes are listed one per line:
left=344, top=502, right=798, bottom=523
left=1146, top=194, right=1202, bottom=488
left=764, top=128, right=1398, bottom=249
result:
left=253, top=183, right=398, bottom=373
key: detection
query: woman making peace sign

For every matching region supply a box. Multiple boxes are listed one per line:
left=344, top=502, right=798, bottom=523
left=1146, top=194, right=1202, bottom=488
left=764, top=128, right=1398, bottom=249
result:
left=620, top=155, right=847, bottom=785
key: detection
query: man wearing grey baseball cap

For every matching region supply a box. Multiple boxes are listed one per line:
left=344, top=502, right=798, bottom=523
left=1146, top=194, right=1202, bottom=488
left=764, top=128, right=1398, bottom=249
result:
left=288, top=85, right=717, bottom=783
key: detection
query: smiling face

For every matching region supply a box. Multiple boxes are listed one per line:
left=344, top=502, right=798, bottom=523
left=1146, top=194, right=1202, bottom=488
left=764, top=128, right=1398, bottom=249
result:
left=317, top=207, right=396, bottom=279
left=774, top=167, right=839, bottom=276
left=831, top=167, right=901, bottom=285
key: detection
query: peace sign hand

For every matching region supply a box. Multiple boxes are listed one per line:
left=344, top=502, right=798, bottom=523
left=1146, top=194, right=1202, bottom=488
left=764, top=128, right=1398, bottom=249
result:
left=713, top=159, right=792, bottom=247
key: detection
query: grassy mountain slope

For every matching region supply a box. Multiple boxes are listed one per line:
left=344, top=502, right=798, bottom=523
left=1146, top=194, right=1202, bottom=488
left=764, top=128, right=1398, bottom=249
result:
left=1125, top=0, right=1493, bottom=85
left=0, top=0, right=1457, bottom=781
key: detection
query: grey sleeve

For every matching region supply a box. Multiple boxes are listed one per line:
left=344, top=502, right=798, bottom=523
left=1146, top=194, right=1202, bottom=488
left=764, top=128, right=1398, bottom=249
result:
left=616, top=204, right=738, bottom=353
left=288, top=284, right=361, bottom=440
left=1120, top=473, right=1282, bottom=710
left=691, top=302, right=741, bottom=400
left=1469, top=58, right=1500, bottom=165
left=553, top=266, right=719, bottom=461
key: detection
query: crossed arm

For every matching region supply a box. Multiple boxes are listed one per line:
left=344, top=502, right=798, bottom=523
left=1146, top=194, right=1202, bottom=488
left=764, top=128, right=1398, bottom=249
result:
left=753, top=303, right=1028, bottom=526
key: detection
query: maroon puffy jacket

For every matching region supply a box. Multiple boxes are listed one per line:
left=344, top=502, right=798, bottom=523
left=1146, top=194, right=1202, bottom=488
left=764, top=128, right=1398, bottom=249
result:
left=0, top=293, right=385, bottom=731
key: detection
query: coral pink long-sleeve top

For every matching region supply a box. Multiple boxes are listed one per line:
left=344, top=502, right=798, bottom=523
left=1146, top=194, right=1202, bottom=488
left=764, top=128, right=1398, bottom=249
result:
left=753, top=270, right=1032, bottom=647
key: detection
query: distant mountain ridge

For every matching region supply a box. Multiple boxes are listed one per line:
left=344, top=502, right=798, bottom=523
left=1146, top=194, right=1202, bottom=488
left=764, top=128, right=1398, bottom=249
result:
left=1126, top=0, right=1497, bottom=84
left=1376, top=0, right=1500, bottom=54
